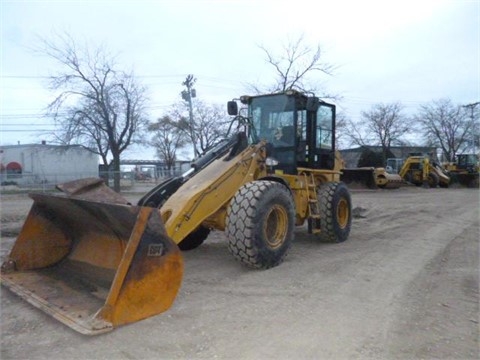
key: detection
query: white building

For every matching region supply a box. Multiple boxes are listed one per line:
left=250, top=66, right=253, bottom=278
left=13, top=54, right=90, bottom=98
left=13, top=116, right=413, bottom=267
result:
left=0, top=143, right=98, bottom=186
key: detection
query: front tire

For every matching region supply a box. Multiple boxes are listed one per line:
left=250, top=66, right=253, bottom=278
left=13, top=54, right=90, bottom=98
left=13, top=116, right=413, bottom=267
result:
left=316, top=182, right=352, bottom=243
left=178, top=226, right=210, bottom=251
left=226, top=180, right=295, bottom=269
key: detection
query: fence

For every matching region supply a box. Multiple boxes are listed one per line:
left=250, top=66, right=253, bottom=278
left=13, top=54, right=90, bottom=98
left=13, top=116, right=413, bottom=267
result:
left=0, top=168, right=185, bottom=193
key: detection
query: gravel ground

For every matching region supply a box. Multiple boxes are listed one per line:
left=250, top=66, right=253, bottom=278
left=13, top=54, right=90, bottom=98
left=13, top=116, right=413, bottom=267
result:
left=0, top=185, right=478, bottom=359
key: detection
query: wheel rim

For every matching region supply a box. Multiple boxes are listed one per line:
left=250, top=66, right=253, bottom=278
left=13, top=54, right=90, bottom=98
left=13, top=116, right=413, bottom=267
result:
left=336, top=198, right=349, bottom=229
left=263, top=204, right=288, bottom=249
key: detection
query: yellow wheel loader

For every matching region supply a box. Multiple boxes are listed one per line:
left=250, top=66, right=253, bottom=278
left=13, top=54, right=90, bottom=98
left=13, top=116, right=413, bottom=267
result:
left=1, top=90, right=352, bottom=335
left=443, top=154, right=479, bottom=188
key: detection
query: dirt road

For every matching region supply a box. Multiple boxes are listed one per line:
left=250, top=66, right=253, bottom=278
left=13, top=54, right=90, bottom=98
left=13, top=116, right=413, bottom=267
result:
left=1, top=186, right=478, bottom=359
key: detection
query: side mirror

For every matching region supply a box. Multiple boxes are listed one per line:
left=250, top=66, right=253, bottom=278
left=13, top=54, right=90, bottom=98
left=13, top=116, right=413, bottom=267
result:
left=227, top=101, right=238, bottom=116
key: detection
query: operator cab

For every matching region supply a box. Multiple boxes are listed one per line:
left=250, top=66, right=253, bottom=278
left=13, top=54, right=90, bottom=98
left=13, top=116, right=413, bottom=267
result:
left=457, top=154, right=478, bottom=171
left=228, top=90, right=336, bottom=174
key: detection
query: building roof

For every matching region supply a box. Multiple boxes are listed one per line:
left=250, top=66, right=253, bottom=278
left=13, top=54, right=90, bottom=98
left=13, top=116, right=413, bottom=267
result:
left=340, top=145, right=437, bottom=153
left=338, top=145, right=440, bottom=168
left=0, top=143, right=91, bottom=151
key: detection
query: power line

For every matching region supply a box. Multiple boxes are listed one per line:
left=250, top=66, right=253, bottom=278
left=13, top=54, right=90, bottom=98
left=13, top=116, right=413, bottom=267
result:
left=0, top=75, right=49, bottom=79
left=1, top=124, right=54, bottom=126
left=0, top=74, right=245, bottom=81
left=0, top=114, right=61, bottom=119
left=1, top=129, right=55, bottom=132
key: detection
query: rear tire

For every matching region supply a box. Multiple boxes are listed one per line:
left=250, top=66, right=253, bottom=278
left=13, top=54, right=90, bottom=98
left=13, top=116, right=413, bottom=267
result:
left=427, top=172, right=439, bottom=188
left=316, top=182, right=352, bottom=243
left=226, top=180, right=295, bottom=269
left=439, top=181, right=449, bottom=188
left=472, top=176, right=479, bottom=188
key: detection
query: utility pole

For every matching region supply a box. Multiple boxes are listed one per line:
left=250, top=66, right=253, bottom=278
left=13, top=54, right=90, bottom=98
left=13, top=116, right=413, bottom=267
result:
left=181, top=75, right=198, bottom=158
left=462, top=102, right=479, bottom=154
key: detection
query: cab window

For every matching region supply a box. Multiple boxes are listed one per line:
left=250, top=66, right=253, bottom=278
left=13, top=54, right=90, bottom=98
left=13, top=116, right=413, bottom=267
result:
left=316, top=106, right=334, bottom=150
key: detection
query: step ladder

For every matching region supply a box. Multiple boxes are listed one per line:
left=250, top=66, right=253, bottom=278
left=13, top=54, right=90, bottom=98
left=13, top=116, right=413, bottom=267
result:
left=303, top=172, right=321, bottom=234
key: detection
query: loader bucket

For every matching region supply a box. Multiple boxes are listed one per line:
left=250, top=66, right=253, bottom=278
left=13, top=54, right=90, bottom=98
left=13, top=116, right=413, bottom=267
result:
left=341, top=168, right=377, bottom=189
left=0, top=178, right=183, bottom=335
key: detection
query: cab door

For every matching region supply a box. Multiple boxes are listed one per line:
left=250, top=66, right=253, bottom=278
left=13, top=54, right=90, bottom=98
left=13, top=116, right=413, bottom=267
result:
left=310, top=103, right=336, bottom=170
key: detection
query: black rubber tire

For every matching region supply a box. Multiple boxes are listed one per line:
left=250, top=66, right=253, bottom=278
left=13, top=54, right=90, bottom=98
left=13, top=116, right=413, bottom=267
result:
left=226, top=180, right=295, bottom=269
left=427, top=172, right=439, bottom=188
left=405, top=172, right=417, bottom=186
left=316, top=182, right=352, bottom=243
left=467, top=175, right=479, bottom=188
left=439, top=181, right=449, bottom=188
left=178, top=226, right=210, bottom=251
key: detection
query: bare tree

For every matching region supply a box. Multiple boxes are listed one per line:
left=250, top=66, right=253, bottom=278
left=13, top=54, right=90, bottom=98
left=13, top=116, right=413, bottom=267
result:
left=169, top=100, right=231, bottom=157
left=346, top=103, right=411, bottom=164
left=415, top=99, right=476, bottom=162
left=38, top=32, right=149, bottom=191
left=149, top=116, right=187, bottom=170
left=191, top=101, right=231, bottom=153
left=335, top=111, right=349, bottom=150
left=252, top=34, right=336, bottom=97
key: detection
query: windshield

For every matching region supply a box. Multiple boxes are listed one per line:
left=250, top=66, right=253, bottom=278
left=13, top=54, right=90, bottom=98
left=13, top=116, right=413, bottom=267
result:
left=459, top=154, right=478, bottom=166
left=249, top=94, right=296, bottom=145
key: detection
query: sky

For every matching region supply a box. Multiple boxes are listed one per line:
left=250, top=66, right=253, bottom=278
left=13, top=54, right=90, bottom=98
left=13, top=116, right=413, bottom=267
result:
left=1, top=0, right=479, bottom=160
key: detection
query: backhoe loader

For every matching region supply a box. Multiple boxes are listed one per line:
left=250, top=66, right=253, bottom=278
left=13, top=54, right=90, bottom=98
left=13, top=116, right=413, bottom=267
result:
left=386, top=154, right=450, bottom=188
left=1, top=90, right=352, bottom=335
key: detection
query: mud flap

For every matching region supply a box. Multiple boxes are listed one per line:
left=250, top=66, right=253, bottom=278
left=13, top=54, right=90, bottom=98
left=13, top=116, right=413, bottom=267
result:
left=0, top=178, right=183, bottom=335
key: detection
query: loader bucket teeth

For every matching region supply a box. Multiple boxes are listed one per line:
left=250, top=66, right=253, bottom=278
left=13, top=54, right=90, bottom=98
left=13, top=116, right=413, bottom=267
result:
left=0, top=179, right=183, bottom=335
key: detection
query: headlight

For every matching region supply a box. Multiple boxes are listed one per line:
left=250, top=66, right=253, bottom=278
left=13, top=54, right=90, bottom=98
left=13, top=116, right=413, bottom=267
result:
left=265, top=157, right=279, bottom=166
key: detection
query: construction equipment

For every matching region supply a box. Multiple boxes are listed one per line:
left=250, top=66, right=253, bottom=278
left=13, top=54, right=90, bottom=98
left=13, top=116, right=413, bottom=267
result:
left=386, top=154, right=450, bottom=188
left=338, top=152, right=403, bottom=189
left=443, top=154, right=479, bottom=188
left=373, top=167, right=403, bottom=189
left=340, top=167, right=377, bottom=189
left=1, top=90, right=352, bottom=335
left=340, top=166, right=403, bottom=189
